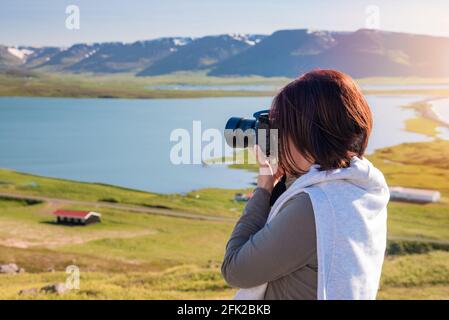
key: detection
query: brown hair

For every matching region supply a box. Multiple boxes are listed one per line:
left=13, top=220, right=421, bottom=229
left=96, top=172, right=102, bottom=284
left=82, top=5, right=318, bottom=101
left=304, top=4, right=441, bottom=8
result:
left=270, top=69, right=372, bottom=176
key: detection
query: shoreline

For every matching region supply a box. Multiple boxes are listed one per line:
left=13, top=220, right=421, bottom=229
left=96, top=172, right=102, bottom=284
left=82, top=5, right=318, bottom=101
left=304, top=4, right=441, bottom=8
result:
left=4, top=71, right=449, bottom=100
left=412, top=97, right=449, bottom=129
left=427, top=97, right=449, bottom=128
left=4, top=73, right=449, bottom=100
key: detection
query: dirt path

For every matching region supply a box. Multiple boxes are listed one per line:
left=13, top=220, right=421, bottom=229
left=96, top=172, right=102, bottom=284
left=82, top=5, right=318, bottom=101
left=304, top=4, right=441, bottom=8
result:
left=0, top=191, right=235, bottom=223
left=0, top=221, right=157, bottom=248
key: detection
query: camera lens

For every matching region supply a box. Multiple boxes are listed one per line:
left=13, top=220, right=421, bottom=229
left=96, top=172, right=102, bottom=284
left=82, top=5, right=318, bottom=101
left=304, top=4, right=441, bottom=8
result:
left=224, top=117, right=256, bottom=149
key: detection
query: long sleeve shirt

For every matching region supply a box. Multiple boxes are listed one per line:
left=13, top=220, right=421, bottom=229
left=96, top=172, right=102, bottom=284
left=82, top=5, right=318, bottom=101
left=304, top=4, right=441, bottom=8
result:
left=222, top=187, right=318, bottom=300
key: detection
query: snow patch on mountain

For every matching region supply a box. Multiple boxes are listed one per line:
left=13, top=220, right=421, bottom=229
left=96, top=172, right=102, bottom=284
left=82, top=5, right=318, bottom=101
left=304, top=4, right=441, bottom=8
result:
left=7, top=47, right=34, bottom=60
left=228, top=33, right=262, bottom=46
left=84, top=49, right=97, bottom=58
left=172, top=38, right=191, bottom=46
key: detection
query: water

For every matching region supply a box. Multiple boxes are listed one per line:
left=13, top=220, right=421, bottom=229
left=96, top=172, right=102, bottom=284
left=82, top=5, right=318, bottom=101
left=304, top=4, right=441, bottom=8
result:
left=429, top=97, right=449, bottom=140
left=0, top=95, right=434, bottom=193
left=431, top=98, right=449, bottom=123
left=367, top=95, right=432, bottom=151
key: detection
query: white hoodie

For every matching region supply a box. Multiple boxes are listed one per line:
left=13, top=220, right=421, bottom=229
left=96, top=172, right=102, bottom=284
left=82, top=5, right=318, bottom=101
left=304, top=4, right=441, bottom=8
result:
left=235, top=156, right=389, bottom=300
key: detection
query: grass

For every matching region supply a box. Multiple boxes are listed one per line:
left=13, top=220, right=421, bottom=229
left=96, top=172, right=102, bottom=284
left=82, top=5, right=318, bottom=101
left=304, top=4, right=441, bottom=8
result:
left=1, top=251, right=448, bottom=299
left=404, top=117, right=440, bottom=137
left=0, top=71, right=284, bottom=99
left=0, top=197, right=235, bottom=299
left=3, top=71, right=449, bottom=99
left=0, top=265, right=234, bottom=300
left=380, top=251, right=449, bottom=288
left=369, top=140, right=449, bottom=196
left=0, top=168, right=251, bottom=218
left=386, top=202, right=449, bottom=241
left=403, top=101, right=449, bottom=138
left=58, top=212, right=231, bottom=267
left=0, top=196, right=41, bottom=208
left=377, top=251, right=449, bottom=299
left=0, top=199, right=232, bottom=267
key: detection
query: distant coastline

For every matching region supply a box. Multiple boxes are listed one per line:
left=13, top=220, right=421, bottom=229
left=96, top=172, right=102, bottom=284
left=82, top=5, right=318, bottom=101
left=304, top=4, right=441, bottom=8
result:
left=3, top=72, right=449, bottom=99
left=418, top=97, right=449, bottom=129
left=429, top=98, right=449, bottom=127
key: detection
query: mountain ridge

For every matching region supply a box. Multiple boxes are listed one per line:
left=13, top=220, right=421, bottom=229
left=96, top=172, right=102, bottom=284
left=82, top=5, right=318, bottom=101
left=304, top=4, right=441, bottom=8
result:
left=2, top=29, right=449, bottom=78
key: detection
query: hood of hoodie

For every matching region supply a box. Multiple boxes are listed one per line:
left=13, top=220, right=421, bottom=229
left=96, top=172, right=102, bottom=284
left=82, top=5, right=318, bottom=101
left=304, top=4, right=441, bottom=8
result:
left=271, top=156, right=390, bottom=222
left=290, top=156, right=389, bottom=194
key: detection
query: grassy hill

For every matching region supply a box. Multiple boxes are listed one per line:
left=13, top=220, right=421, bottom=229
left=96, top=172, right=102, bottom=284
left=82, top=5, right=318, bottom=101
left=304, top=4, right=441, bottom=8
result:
left=0, top=72, right=281, bottom=99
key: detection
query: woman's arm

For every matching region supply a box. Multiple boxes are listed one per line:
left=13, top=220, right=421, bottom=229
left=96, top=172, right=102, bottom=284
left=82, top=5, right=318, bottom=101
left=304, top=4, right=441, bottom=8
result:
left=221, top=190, right=316, bottom=289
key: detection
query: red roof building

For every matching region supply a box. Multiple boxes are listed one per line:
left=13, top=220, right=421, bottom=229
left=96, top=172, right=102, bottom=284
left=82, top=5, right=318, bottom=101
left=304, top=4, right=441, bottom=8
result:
left=53, top=210, right=101, bottom=225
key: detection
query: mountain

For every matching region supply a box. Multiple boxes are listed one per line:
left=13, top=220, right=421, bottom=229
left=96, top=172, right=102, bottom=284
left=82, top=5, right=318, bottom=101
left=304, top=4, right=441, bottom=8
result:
left=2, top=29, right=449, bottom=78
left=37, top=43, right=105, bottom=71
left=210, top=29, right=449, bottom=78
left=136, top=34, right=265, bottom=76
left=1, top=45, right=63, bottom=70
left=23, top=47, right=63, bottom=68
left=0, top=38, right=193, bottom=73
left=0, top=45, right=29, bottom=68
left=66, top=38, right=193, bottom=73
left=1, top=34, right=259, bottom=74
left=209, top=29, right=336, bottom=77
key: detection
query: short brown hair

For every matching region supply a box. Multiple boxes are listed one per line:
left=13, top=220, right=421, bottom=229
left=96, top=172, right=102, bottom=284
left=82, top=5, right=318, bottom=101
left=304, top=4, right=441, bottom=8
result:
left=270, top=69, right=372, bottom=175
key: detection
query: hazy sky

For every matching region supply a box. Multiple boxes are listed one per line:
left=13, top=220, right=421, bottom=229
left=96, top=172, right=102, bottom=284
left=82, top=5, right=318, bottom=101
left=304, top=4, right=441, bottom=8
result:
left=1, top=0, right=449, bottom=46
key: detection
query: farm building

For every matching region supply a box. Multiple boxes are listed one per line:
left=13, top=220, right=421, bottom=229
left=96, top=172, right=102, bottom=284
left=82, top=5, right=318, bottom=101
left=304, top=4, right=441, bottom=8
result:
left=53, top=210, right=101, bottom=225
left=389, top=186, right=440, bottom=203
left=234, top=192, right=253, bottom=202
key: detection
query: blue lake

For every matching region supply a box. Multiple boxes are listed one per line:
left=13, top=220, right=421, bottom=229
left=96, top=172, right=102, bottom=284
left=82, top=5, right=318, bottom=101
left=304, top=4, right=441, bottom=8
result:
left=0, top=95, right=436, bottom=193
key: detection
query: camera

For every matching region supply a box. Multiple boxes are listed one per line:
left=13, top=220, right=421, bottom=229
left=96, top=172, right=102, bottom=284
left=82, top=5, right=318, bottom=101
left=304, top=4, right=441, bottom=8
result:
left=224, top=110, right=272, bottom=156
left=224, top=110, right=285, bottom=205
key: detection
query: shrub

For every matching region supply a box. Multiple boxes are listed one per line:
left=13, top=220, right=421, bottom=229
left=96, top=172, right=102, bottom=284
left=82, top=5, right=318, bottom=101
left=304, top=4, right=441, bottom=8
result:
left=387, top=240, right=449, bottom=256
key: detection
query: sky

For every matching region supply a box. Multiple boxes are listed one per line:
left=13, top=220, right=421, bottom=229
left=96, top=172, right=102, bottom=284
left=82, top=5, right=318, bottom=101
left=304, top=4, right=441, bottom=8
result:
left=1, top=0, right=449, bottom=47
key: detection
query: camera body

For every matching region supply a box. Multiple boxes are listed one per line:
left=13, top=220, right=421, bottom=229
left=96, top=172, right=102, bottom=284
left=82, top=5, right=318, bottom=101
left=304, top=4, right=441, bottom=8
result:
left=224, top=110, right=272, bottom=156
left=224, top=110, right=285, bottom=205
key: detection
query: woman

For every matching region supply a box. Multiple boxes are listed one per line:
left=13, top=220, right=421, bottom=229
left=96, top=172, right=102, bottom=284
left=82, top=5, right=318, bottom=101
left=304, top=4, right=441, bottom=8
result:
left=221, top=69, right=389, bottom=300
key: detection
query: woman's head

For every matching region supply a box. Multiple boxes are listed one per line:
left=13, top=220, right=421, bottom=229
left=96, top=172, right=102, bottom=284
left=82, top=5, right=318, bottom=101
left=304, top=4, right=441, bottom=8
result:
left=270, top=69, right=372, bottom=176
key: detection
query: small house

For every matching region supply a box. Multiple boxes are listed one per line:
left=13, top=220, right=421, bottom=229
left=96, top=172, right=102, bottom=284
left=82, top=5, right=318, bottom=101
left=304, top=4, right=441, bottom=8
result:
left=53, top=210, right=101, bottom=225
left=389, top=186, right=441, bottom=203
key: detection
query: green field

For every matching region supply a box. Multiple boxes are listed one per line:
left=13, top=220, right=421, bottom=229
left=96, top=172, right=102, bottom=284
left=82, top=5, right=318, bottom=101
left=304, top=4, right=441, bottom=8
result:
left=0, top=71, right=284, bottom=99
left=2, top=71, right=449, bottom=99
left=0, top=138, right=449, bottom=299
left=0, top=169, right=251, bottom=219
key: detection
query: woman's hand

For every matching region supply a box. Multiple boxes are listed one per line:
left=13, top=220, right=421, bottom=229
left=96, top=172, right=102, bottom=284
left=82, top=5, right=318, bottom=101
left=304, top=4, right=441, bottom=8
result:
left=253, top=145, right=284, bottom=193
